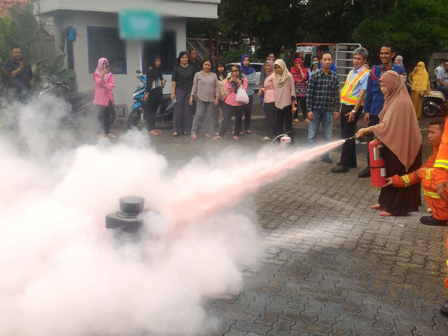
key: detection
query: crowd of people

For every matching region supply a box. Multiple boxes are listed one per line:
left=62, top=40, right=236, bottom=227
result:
left=4, top=41, right=448, bottom=317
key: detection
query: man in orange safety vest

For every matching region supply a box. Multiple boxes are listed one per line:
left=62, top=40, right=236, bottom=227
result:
left=384, top=119, right=447, bottom=226
left=331, top=47, right=370, bottom=173
left=432, top=117, right=448, bottom=317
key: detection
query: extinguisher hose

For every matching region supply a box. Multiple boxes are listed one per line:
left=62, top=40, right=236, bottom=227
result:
left=270, top=134, right=288, bottom=144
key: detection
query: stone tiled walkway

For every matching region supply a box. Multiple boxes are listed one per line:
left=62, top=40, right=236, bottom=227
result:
left=128, top=114, right=448, bottom=336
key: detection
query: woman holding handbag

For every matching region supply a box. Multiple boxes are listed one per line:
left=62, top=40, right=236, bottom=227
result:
left=213, top=65, right=248, bottom=141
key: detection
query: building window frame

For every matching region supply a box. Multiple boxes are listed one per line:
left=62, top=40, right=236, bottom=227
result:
left=87, top=26, right=127, bottom=75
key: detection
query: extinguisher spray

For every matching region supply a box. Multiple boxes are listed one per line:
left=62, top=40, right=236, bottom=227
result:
left=369, top=138, right=386, bottom=187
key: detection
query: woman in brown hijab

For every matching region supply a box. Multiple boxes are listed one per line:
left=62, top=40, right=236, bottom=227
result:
left=356, top=70, right=423, bottom=217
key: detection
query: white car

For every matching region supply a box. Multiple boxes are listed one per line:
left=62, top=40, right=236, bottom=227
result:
left=226, top=63, right=263, bottom=91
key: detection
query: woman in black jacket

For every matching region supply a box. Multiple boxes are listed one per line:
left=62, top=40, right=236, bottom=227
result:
left=144, top=56, right=166, bottom=136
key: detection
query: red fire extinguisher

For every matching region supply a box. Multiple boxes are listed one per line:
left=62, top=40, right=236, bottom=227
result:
left=369, top=139, right=386, bottom=188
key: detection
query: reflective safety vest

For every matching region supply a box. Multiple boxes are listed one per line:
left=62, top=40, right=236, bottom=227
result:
left=340, top=67, right=369, bottom=105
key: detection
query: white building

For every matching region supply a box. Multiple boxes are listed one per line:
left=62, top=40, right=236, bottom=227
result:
left=34, top=0, right=220, bottom=107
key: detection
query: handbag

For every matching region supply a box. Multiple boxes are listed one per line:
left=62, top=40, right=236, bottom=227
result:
left=236, top=86, right=249, bottom=104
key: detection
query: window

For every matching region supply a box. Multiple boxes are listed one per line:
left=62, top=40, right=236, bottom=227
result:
left=88, top=27, right=127, bottom=74
left=142, top=31, right=176, bottom=74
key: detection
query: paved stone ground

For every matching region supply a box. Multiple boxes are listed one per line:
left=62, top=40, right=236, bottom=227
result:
left=114, top=108, right=448, bottom=336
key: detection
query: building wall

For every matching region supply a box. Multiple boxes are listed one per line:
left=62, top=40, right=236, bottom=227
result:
left=53, top=10, right=186, bottom=108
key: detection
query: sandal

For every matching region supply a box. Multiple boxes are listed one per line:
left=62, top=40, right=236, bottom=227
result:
left=379, top=211, right=392, bottom=217
left=106, top=133, right=116, bottom=138
left=261, top=136, right=271, bottom=141
left=370, top=204, right=381, bottom=210
left=173, top=132, right=179, bottom=137
left=213, top=136, right=223, bottom=141
left=233, top=136, right=239, bottom=141
left=204, top=133, right=211, bottom=138
left=155, top=129, right=164, bottom=134
left=190, top=134, right=198, bottom=140
left=148, top=130, right=159, bottom=136
left=246, top=130, right=252, bottom=134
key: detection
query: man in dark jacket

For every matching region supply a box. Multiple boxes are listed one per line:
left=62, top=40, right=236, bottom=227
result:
left=5, top=46, right=34, bottom=103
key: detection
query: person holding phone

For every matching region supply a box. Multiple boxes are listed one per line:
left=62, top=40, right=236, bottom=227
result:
left=5, top=45, right=34, bottom=103
left=144, top=56, right=166, bottom=136
left=93, top=58, right=116, bottom=138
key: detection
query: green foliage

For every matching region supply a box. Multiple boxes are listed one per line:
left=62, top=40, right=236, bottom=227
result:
left=0, top=4, right=75, bottom=89
left=221, top=45, right=255, bottom=64
left=354, top=0, right=448, bottom=66
left=190, top=0, right=448, bottom=69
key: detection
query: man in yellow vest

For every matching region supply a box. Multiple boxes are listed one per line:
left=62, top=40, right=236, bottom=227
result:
left=331, top=47, right=370, bottom=173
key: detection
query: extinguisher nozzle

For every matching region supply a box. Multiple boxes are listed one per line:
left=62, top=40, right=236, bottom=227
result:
left=345, top=136, right=356, bottom=141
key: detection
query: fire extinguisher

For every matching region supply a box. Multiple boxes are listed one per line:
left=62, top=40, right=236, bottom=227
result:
left=369, top=139, right=386, bottom=188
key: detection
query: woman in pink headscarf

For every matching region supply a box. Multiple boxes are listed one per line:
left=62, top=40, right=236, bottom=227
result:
left=290, top=58, right=309, bottom=123
left=94, top=58, right=116, bottom=138
left=356, top=71, right=422, bottom=217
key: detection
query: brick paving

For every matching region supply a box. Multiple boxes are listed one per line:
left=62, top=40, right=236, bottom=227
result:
left=114, top=109, right=448, bottom=336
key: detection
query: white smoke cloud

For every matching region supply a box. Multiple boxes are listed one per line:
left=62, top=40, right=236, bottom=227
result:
left=0, top=96, right=262, bottom=336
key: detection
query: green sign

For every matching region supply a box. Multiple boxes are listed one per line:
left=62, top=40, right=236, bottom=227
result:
left=119, top=10, right=161, bottom=40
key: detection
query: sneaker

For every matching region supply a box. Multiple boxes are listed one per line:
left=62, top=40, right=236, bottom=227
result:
left=331, top=166, right=349, bottom=173
left=420, top=215, right=447, bottom=226
left=442, top=300, right=448, bottom=318
left=321, top=157, right=333, bottom=164
left=358, top=167, right=371, bottom=178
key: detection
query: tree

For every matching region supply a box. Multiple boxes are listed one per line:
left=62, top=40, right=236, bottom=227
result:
left=354, top=0, right=448, bottom=66
left=0, top=5, right=75, bottom=88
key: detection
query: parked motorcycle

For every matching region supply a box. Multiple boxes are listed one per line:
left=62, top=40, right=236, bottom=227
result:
left=126, top=70, right=174, bottom=129
left=39, top=75, right=94, bottom=116
left=423, top=79, right=447, bottom=118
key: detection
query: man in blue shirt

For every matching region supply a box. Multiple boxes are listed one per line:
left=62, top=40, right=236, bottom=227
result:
left=436, top=60, right=448, bottom=99
left=358, top=44, right=406, bottom=178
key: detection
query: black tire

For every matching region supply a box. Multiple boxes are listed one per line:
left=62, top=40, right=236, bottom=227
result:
left=422, top=99, right=442, bottom=118
left=127, top=107, right=143, bottom=129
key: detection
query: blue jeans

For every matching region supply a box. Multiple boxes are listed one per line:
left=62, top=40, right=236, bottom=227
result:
left=438, top=85, right=448, bottom=99
left=308, top=111, right=333, bottom=158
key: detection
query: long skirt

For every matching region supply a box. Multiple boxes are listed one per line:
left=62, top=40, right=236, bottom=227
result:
left=378, top=145, right=422, bottom=216
left=410, top=90, right=423, bottom=120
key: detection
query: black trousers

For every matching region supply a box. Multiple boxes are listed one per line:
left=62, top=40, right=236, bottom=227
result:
left=275, top=104, right=294, bottom=142
left=144, top=88, right=163, bottom=131
left=264, top=102, right=276, bottom=139
left=241, top=94, right=254, bottom=131
left=339, top=104, right=363, bottom=167
left=219, top=103, right=244, bottom=137
left=98, top=100, right=114, bottom=135
left=294, top=96, right=307, bottom=120
left=365, top=114, right=381, bottom=165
